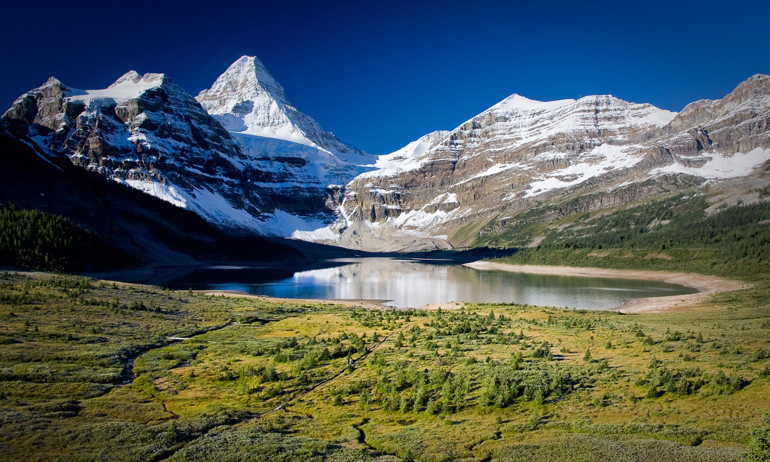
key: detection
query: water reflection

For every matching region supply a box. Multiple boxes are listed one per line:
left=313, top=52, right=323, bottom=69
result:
left=189, top=258, right=697, bottom=310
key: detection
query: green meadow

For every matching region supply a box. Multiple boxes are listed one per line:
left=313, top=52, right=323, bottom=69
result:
left=1, top=270, right=769, bottom=461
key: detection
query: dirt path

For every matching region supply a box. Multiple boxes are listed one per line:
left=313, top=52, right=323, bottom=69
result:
left=463, top=261, right=750, bottom=314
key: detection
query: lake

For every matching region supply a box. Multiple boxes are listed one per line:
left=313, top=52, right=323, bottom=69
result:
left=167, top=258, right=698, bottom=310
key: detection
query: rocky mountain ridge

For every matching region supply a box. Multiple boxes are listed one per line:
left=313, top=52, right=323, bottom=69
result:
left=2, top=57, right=374, bottom=238
left=2, top=58, right=768, bottom=252
left=332, top=75, right=770, bottom=250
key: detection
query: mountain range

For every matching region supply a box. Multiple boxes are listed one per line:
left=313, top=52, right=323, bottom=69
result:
left=2, top=55, right=768, bottom=256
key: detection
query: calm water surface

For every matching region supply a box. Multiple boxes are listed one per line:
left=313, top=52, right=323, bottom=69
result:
left=171, top=258, right=698, bottom=310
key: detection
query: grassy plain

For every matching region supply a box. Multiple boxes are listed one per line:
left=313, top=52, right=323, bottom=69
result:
left=1, top=270, right=769, bottom=461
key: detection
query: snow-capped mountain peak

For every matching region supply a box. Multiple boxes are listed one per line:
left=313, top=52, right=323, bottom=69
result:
left=491, top=93, right=575, bottom=114
left=109, top=71, right=142, bottom=87
left=196, top=55, right=374, bottom=166
left=196, top=56, right=290, bottom=118
left=196, top=55, right=307, bottom=143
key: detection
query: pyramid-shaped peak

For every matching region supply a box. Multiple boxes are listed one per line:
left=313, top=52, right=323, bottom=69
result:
left=229, top=55, right=274, bottom=81
left=199, top=55, right=289, bottom=107
left=109, top=71, right=142, bottom=88
left=492, top=93, right=575, bottom=113
left=43, top=76, right=64, bottom=87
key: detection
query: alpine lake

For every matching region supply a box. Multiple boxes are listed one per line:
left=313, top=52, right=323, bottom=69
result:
left=165, top=257, right=698, bottom=310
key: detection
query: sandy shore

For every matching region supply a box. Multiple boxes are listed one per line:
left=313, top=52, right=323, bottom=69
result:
left=464, top=261, right=750, bottom=314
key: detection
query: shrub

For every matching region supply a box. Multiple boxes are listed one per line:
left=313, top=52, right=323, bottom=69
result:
left=743, top=412, right=770, bottom=462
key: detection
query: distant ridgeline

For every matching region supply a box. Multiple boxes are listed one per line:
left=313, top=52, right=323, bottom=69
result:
left=0, top=204, right=138, bottom=273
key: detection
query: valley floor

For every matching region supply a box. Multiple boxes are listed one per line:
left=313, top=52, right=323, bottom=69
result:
left=1, top=270, right=769, bottom=461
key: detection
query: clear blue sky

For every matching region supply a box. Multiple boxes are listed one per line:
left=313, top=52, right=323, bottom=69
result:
left=2, top=0, right=768, bottom=154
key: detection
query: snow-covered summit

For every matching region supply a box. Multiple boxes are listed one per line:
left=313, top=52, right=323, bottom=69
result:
left=491, top=93, right=575, bottom=114
left=196, top=55, right=374, bottom=166
left=196, top=56, right=290, bottom=120
left=65, top=72, right=170, bottom=107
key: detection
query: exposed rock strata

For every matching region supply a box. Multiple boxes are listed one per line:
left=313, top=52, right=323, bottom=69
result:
left=340, top=75, right=770, bottom=248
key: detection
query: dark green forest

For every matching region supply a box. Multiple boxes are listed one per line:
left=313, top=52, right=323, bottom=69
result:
left=0, top=204, right=137, bottom=273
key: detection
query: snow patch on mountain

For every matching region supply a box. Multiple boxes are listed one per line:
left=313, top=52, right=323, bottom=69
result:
left=66, top=72, right=165, bottom=106
left=358, top=131, right=450, bottom=179
left=523, top=144, right=645, bottom=197
left=119, top=179, right=188, bottom=208
left=255, top=210, right=339, bottom=240
left=119, top=175, right=338, bottom=238
left=464, top=162, right=530, bottom=183
left=652, top=147, right=770, bottom=179
left=426, top=193, right=459, bottom=206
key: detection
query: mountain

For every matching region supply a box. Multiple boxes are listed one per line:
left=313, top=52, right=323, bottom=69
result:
left=1, top=71, right=265, bottom=230
left=194, top=55, right=377, bottom=237
left=2, top=60, right=768, bottom=254
left=333, top=75, right=770, bottom=250
left=196, top=56, right=372, bottom=165
left=2, top=57, right=373, bottom=239
left=0, top=122, right=302, bottom=270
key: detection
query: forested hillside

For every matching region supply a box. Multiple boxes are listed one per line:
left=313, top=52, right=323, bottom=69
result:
left=0, top=205, right=137, bottom=272
left=489, top=195, right=770, bottom=280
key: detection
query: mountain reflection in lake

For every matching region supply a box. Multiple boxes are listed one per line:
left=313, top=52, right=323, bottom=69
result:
left=171, top=258, right=698, bottom=310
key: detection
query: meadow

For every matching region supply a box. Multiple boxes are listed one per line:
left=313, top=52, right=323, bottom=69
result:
left=1, top=270, right=769, bottom=461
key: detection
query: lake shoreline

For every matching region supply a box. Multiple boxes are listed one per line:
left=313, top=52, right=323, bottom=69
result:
left=464, top=261, right=750, bottom=314
left=193, top=289, right=395, bottom=311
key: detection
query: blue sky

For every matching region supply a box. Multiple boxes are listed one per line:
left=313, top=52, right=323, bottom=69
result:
left=2, top=0, right=768, bottom=154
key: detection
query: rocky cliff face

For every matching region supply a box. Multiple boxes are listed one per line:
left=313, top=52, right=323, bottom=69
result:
left=657, top=74, right=770, bottom=164
left=2, top=57, right=374, bottom=238
left=336, top=75, right=770, bottom=249
left=2, top=72, right=263, bottom=228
